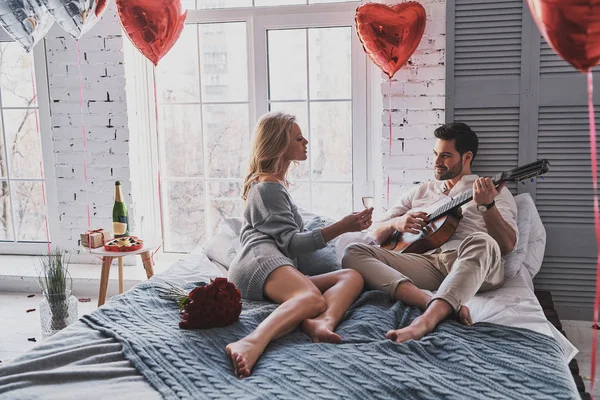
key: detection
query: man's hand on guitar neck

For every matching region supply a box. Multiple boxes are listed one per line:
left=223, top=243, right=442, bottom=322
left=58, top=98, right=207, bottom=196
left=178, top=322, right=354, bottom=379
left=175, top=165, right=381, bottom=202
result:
left=372, top=211, right=428, bottom=244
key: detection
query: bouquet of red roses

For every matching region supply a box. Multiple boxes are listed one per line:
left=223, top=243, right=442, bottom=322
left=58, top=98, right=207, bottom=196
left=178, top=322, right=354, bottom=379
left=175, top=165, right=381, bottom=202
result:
left=158, top=278, right=242, bottom=329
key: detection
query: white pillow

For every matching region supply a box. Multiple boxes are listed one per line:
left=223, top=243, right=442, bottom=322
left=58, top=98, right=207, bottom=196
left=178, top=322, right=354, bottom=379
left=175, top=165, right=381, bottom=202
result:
left=503, top=193, right=546, bottom=279
left=518, top=194, right=546, bottom=279
left=200, top=225, right=241, bottom=270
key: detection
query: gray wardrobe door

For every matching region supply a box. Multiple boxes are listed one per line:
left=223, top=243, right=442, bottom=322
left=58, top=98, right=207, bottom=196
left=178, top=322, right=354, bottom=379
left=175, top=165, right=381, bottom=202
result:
left=447, top=0, right=600, bottom=319
left=445, top=0, right=532, bottom=196
left=529, top=37, right=600, bottom=320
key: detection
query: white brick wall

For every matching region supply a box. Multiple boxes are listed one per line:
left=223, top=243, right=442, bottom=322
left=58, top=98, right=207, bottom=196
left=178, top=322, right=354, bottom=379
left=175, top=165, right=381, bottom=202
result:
left=45, top=3, right=133, bottom=263
left=381, top=0, right=446, bottom=208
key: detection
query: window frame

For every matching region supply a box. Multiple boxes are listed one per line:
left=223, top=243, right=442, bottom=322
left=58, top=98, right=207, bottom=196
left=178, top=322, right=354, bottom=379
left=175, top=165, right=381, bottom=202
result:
left=151, top=2, right=376, bottom=252
left=0, top=32, right=58, bottom=255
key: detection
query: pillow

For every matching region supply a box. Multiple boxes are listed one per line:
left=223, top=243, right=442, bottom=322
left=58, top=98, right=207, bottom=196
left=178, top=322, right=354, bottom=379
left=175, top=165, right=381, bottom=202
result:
left=200, top=228, right=241, bottom=270
left=296, top=216, right=341, bottom=276
left=502, top=193, right=546, bottom=280
left=224, top=217, right=244, bottom=236
left=517, top=193, right=546, bottom=279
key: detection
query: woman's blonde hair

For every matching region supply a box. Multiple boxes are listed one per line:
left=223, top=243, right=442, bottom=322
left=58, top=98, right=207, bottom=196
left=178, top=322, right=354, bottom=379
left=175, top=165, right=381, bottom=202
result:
left=241, top=112, right=297, bottom=200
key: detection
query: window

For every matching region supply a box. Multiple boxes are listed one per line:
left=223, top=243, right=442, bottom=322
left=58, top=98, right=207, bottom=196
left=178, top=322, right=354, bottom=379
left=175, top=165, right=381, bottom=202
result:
left=155, top=1, right=369, bottom=253
left=0, top=33, right=53, bottom=254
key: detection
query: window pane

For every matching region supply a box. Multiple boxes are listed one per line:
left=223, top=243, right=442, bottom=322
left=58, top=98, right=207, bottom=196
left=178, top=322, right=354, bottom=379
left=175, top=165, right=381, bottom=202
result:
left=268, top=30, right=307, bottom=101
left=0, top=180, right=12, bottom=241
left=286, top=180, right=310, bottom=212
left=208, top=181, right=243, bottom=234
left=12, top=181, right=46, bottom=241
left=160, top=104, right=204, bottom=178
left=200, top=23, right=248, bottom=103
left=310, top=101, right=352, bottom=181
left=164, top=181, right=205, bottom=252
left=269, top=101, right=309, bottom=181
left=2, top=109, right=43, bottom=179
left=311, top=182, right=352, bottom=219
left=309, top=27, right=351, bottom=100
left=0, top=43, right=36, bottom=108
left=156, top=27, right=200, bottom=104
left=194, top=0, right=251, bottom=9
left=203, top=104, right=249, bottom=179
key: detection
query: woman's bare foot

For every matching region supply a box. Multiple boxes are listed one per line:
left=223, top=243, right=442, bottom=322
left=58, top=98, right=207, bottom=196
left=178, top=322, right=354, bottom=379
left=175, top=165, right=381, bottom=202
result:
left=301, top=318, right=342, bottom=343
left=458, top=305, right=472, bottom=326
left=385, top=315, right=436, bottom=343
left=226, top=338, right=265, bottom=379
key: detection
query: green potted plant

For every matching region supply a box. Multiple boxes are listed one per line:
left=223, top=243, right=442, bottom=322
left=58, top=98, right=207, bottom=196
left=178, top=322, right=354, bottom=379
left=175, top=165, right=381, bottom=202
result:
left=37, top=248, right=78, bottom=335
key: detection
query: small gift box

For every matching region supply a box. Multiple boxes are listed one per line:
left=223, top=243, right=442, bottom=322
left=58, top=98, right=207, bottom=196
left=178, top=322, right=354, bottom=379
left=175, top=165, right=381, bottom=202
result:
left=81, top=229, right=114, bottom=248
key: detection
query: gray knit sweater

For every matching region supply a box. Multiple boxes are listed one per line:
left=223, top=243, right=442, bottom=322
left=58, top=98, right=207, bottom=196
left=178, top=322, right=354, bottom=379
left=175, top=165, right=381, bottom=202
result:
left=227, top=182, right=327, bottom=300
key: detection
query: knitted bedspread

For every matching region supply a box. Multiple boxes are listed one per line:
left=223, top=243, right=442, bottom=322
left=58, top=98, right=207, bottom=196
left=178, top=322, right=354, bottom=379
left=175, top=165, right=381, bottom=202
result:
left=81, top=282, right=578, bottom=400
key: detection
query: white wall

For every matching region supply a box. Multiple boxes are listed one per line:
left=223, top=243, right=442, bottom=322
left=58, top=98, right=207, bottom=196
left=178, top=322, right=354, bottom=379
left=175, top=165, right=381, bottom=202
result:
left=380, top=0, right=446, bottom=208
left=43, top=3, right=134, bottom=262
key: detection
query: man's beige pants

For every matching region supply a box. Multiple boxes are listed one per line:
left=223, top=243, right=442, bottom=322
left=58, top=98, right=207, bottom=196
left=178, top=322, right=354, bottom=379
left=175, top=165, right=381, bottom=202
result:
left=342, top=232, right=504, bottom=312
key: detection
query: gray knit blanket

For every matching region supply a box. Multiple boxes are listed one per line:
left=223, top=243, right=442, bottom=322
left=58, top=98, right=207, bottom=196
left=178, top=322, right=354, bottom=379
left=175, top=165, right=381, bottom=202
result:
left=81, top=282, right=578, bottom=400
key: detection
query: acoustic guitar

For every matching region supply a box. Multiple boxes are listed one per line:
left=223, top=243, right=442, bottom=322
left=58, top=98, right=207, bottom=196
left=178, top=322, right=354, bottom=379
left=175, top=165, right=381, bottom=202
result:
left=379, top=159, right=550, bottom=254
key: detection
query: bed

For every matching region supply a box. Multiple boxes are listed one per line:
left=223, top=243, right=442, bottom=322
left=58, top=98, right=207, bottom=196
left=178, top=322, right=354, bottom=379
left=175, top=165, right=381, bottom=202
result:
left=0, top=194, right=581, bottom=399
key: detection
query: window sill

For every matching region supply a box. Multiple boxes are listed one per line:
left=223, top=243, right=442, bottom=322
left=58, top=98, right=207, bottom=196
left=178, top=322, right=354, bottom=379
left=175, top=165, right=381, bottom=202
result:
left=0, top=253, right=184, bottom=297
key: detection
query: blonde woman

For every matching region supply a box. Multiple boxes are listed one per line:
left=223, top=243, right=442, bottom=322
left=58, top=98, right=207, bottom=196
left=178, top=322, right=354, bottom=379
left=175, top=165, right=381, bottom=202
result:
left=226, top=112, right=373, bottom=379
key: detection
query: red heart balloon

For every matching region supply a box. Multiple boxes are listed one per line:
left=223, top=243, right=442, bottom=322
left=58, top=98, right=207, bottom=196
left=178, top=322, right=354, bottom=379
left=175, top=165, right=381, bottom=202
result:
left=116, top=0, right=187, bottom=66
left=526, top=0, right=600, bottom=72
left=355, top=2, right=426, bottom=79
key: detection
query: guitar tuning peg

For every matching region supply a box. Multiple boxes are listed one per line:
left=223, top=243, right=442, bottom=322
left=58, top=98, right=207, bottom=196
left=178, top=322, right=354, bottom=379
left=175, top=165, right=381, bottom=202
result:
left=521, top=181, right=526, bottom=185
left=530, top=178, right=535, bottom=182
left=539, top=176, right=544, bottom=180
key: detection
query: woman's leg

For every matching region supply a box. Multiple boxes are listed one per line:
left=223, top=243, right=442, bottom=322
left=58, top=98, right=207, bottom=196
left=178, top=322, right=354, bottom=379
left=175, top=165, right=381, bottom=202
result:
left=301, top=269, right=364, bottom=343
left=226, top=265, right=327, bottom=379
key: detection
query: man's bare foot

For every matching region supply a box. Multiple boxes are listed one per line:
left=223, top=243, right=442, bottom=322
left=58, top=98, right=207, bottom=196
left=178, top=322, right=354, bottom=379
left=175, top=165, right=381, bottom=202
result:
left=386, top=316, right=436, bottom=343
left=458, top=305, right=472, bottom=326
left=301, top=318, right=342, bottom=343
left=226, top=338, right=265, bottom=379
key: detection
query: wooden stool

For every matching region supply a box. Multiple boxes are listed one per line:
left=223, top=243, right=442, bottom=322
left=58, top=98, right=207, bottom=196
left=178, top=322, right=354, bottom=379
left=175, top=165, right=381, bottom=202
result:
left=85, top=244, right=158, bottom=306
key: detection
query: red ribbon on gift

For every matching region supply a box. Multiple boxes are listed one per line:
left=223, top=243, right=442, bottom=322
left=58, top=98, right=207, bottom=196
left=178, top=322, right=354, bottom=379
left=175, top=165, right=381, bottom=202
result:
left=85, top=229, right=106, bottom=249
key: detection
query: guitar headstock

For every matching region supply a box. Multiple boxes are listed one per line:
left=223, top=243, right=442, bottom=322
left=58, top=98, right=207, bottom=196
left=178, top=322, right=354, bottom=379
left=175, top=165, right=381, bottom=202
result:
left=493, top=159, right=550, bottom=184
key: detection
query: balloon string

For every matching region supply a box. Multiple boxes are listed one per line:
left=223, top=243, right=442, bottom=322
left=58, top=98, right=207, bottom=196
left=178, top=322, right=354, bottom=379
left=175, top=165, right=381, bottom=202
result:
left=30, top=62, right=50, bottom=255
left=588, top=70, right=600, bottom=394
left=387, top=78, right=392, bottom=209
left=76, top=41, right=92, bottom=236
left=153, top=67, right=165, bottom=243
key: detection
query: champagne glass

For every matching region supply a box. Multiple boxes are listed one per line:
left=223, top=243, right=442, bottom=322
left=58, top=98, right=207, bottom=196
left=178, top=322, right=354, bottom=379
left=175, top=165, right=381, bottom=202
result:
left=361, top=181, right=375, bottom=209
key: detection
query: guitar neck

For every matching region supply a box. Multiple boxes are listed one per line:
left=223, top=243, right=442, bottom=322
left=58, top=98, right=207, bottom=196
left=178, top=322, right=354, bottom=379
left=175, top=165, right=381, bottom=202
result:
left=427, top=178, right=503, bottom=220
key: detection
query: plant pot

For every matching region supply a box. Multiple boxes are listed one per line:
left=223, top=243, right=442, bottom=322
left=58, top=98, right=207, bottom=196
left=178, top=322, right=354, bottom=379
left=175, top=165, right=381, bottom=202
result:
left=40, top=290, right=78, bottom=335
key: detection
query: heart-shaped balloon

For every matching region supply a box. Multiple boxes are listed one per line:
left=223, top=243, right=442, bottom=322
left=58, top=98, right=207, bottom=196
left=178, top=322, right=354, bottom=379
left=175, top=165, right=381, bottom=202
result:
left=355, top=2, right=426, bottom=79
left=48, top=0, right=110, bottom=40
left=526, top=0, right=600, bottom=72
left=116, top=0, right=187, bottom=66
left=0, top=0, right=54, bottom=52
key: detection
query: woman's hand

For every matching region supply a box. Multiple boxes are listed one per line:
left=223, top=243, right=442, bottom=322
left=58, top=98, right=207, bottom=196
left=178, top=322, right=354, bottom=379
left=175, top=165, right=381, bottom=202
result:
left=321, top=207, right=374, bottom=243
left=338, top=207, right=374, bottom=233
left=392, top=211, right=428, bottom=234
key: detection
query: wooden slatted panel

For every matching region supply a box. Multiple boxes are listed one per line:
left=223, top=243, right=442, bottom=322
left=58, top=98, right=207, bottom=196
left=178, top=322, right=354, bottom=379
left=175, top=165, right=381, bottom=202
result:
left=536, top=106, right=599, bottom=224
left=454, top=107, right=519, bottom=194
left=454, top=0, right=523, bottom=78
left=539, top=37, right=578, bottom=77
left=534, top=256, right=597, bottom=319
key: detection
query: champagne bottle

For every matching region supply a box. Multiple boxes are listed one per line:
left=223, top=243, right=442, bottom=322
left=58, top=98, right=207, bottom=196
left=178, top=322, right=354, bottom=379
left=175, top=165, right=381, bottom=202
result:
left=113, top=181, right=129, bottom=238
